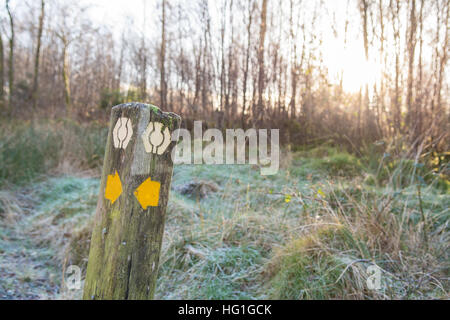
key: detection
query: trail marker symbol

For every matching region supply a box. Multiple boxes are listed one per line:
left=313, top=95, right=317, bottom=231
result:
left=104, top=170, right=122, bottom=204
left=134, top=177, right=161, bottom=209
left=142, top=121, right=171, bottom=155
left=113, top=117, right=133, bottom=149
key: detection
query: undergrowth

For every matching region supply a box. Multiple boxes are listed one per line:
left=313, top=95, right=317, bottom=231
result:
left=0, top=121, right=448, bottom=299
left=0, top=120, right=107, bottom=186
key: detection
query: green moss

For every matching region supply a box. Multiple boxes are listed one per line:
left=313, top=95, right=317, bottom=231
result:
left=146, top=103, right=160, bottom=114
left=109, top=208, right=121, bottom=220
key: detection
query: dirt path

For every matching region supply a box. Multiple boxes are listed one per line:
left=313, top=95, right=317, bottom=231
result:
left=0, top=223, right=60, bottom=299
left=0, top=177, right=99, bottom=300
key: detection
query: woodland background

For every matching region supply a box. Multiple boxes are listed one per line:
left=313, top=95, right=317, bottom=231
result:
left=0, top=0, right=448, bottom=151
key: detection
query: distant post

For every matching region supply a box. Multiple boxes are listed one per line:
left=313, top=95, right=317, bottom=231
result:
left=83, top=102, right=181, bottom=300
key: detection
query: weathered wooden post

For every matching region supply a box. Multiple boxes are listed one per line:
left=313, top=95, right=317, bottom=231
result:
left=83, top=102, right=181, bottom=300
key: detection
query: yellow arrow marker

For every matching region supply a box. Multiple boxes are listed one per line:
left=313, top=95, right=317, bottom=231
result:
left=104, top=170, right=123, bottom=204
left=134, top=177, right=161, bottom=209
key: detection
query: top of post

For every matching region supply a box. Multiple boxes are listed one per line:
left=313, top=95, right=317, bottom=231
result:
left=112, top=102, right=181, bottom=124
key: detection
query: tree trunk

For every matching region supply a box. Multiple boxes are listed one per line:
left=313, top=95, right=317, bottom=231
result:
left=414, top=0, right=424, bottom=143
left=406, top=0, right=417, bottom=138
left=241, top=0, right=253, bottom=127
left=160, top=0, right=167, bottom=110
left=256, top=0, right=268, bottom=124
left=116, top=33, right=125, bottom=91
left=391, top=0, right=401, bottom=134
left=0, top=33, right=4, bottom=109
left=6, top=0, right=14, bottom=111
left=32, top=0, right=45, bottom=110
left=62, top=42, right=72, bottom=116
left=289, top=0, right=297, bottom=120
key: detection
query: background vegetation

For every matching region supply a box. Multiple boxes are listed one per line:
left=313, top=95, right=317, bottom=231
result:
left=0, top=0, right=448, bottom=152
left=0, top=123, right=448, bottom=299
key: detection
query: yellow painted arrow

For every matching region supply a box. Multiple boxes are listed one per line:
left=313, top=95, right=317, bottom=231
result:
left=104, top=170, right=123, bottom=204
left=134, top=177, right=161, bottom=209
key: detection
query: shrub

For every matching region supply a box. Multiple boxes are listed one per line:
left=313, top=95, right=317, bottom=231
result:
left=99, top=89, right=126, bottom=109
left=0, top=121, right=107, bottom=186
left=376, top=158, right=448, bottom=191
left=0, top=123, right=62, bottom=185
left=308, top=152, right=362, bottom=177
left=267, top=225, right=370, bottom=299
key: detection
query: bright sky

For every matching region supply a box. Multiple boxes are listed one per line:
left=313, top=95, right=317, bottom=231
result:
left=86, top=0, right=153, bottom=31
left=92, top=0, right=381, bottom=93
left=82, top=0, right=383, bottom=93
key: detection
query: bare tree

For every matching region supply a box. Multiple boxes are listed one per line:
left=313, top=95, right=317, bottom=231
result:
left=32, top=0, right=45, bottom=110
left=390, top=0, right=402, bottom=134
left=241, top=0, right=254, bottom=126
left=434, top=0, right=449, bottom=127
left=289, top=0, right=303, bottom=120
left=255, top=0, right=268, bottom=124
left=6, top=0, right=14, bottom=110
left=160, top=0, right=167, bottom=110
left=0, top=32, right=4, bottom=109
left=1, top=0, right=447, bottom=150
left=406, top=0, right=417, bottom=140
left=52, top=2, right=90, bottom=116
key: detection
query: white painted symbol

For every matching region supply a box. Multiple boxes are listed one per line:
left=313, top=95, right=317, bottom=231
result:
left=113, top=117, right=133, bottom=149
left=142, top=121, right=171, bottom=155
left=366, top=265, right=382, bottom=290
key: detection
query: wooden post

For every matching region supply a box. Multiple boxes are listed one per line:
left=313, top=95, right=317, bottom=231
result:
left=83, top=102, right=181, bottom=300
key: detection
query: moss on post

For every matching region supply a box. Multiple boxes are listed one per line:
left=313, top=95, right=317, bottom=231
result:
left=83, top=102, right=181, bottom=300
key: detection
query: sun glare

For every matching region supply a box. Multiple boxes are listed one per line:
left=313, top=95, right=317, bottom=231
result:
left=324, top=37, right=382, bottom=93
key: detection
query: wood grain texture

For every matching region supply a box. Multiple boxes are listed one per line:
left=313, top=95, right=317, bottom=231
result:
left=83, top=103, right=181, bottom=300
